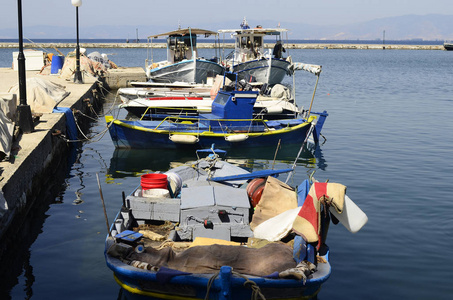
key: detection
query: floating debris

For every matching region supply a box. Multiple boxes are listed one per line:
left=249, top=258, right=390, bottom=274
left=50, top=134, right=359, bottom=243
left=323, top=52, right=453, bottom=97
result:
left=73, top=191, right=84, bottom=205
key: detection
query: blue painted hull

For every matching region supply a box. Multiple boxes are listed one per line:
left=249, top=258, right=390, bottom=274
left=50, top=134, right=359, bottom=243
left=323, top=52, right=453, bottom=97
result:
left=106, top=116, right=317, bottom=150
left=106, top=255, right=330, bottom=299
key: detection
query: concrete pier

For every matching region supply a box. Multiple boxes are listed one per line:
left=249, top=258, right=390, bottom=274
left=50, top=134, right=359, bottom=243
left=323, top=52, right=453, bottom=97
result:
left=0, top=68, right=106, bottom=243
left=105, top=67, right=146, bottom=89
left=0, top=63, right=148, bottom=246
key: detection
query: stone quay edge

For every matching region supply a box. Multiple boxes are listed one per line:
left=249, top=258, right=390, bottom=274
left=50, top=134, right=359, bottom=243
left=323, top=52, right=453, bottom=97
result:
left=0, top=42, right=445, bottom=50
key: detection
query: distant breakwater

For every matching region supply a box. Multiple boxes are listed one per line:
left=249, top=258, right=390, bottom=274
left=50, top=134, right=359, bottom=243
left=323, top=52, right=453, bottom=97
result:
left=0, top=42, right=445, bottom=50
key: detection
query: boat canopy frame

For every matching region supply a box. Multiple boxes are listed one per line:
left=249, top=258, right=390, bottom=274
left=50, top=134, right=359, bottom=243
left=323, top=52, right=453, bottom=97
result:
left=218, top=18, right=291, bottom=63
left=146, top=27, right=221, bottom=68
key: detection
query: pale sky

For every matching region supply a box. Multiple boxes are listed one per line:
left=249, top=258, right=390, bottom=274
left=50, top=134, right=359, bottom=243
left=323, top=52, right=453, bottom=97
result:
left=3, top=0, right=452, bottom=30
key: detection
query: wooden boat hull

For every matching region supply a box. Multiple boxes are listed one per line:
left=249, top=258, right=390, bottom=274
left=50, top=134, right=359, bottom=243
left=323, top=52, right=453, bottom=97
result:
left=149, top=59, right=224, bottom=84
left=233, top=58, right=291, bottom=85
left=105, top=115, right=319, bottom=149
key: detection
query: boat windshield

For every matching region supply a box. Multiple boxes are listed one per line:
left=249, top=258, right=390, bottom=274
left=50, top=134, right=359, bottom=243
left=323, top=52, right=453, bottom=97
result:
left=235, top=34, right=264, bottom=62
left=213, top=92, right=230, bottom=106
left=168, top=35, right=197, bottom=63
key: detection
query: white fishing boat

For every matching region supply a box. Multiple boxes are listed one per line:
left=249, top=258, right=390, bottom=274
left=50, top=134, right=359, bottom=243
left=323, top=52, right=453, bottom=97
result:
left=218, top=18, right=292, bottom=85
left=117, top=74, right=304, bottom=120
left=145, top=27, right=225, bottom=84
left=443, top=40, right=453, bottom=51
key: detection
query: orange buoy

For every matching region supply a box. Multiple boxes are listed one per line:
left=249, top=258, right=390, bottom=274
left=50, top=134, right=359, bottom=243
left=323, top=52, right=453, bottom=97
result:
left=246, top=178, right=267, bottom=207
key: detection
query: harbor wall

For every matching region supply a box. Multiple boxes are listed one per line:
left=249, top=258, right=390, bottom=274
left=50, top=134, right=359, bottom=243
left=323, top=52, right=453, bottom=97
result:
left=0, top=42, right=445, bottom=50
left=0, top=69, right=105, bottom=247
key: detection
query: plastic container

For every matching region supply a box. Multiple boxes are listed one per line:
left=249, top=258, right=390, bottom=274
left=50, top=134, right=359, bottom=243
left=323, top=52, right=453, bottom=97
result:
left=329, top=194, right=368, bottom=233
left=51, top=55, right=64, bottom=74
left=165, top=172, right=183, bottom=196
left=142, top=188, right=170, bottom=198
left=141, top=173, right=168, bottom=190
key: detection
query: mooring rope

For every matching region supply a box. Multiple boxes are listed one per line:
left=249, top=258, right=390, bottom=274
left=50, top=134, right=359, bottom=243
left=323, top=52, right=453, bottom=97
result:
left=204, top=270, right=266, bottom=300
left=204, top=271, right=220, bottom=300
left=56, top=110, right=114, bottom=143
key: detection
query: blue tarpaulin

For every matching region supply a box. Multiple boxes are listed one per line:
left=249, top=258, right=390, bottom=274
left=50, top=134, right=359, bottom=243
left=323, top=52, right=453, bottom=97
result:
left=53, top=107, right=77, bottom=141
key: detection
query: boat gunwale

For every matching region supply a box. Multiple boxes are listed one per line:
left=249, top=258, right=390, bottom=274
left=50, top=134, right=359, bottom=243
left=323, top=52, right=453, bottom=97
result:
left=233, top=57, right=291, bottom=68
left=149, top=59, right=225, bottom=74
left=105, top=115, right=315, bottom=137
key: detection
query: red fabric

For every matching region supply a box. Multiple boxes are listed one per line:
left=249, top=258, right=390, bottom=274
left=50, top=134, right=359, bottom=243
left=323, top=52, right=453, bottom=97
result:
left=293, top=182, right=328, bottom=246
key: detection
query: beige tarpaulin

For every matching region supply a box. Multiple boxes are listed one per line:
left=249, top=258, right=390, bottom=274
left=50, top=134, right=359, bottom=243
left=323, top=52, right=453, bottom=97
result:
left=0, top=93, right=17, bottom=123
left=250, top=176, right=298, bottom=230
left=125, top=242, right=296, bottom=276
left=59, top=52, right=108, bottom=80
left=8, top=77, right=69, bottom=114
left=0, top=94, right=15, bottom=159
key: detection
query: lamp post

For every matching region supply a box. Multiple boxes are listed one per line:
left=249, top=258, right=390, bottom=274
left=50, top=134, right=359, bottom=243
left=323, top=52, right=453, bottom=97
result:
left=16, top=0, right=34, bottom=133
left=72, top=0, right=83, bottom=83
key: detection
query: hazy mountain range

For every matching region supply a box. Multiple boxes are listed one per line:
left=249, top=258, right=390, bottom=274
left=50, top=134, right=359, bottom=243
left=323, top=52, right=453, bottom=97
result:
left=1, top=14, right=452, bottom=41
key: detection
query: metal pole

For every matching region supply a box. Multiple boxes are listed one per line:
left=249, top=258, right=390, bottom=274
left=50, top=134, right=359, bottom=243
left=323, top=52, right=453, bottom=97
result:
left=16, top=0, right=34, bottom=133
left=96, top=173, right=111, bottom=237
left=74, top=6, right=83, bottom=83
left=306, top=73, right=320, bottom=120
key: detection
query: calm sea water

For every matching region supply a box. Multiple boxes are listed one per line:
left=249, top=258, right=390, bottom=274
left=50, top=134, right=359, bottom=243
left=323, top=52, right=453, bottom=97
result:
left=1, top=45, right=452, bottom=299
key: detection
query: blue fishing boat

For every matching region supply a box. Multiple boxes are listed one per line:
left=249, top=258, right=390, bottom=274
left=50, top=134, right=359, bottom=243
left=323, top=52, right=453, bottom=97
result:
left=104, top=146, right=368, bottom=299
left=106, top=84, right=328, bottom=150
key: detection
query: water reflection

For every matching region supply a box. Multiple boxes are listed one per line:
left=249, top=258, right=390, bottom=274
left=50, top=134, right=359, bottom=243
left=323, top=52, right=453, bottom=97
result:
left=0, top=144, right=80, bottom=299
left=107, top=143, right=327, bottom=179
left=23, top=251, right=34, bottom=300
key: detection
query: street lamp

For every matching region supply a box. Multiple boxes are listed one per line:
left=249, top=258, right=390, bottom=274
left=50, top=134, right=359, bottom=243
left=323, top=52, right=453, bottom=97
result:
left=16, top=0, right=34, bottom=133
left=71, top=0, right=83, bottom=83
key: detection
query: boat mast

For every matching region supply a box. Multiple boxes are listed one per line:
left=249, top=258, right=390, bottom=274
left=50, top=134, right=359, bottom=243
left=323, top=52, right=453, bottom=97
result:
left=189, top=27, right=197, bottom=83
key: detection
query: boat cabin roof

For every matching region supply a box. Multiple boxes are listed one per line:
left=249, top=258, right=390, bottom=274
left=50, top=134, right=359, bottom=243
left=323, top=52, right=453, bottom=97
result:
left=148, top=28, right=218, bottom=39
left=218, top=28, right=288, bottom=36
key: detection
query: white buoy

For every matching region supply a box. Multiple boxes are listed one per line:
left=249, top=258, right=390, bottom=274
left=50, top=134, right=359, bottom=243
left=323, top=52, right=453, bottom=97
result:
left=225, top=134, right=248, bottom=142
left=265, top=106, right=283, bottom=114
left=169, top=135, right=199, bottom=144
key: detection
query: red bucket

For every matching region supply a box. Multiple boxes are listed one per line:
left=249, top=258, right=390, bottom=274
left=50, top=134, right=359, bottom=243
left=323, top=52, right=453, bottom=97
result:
left=141, top=173, right=168, bottom=190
